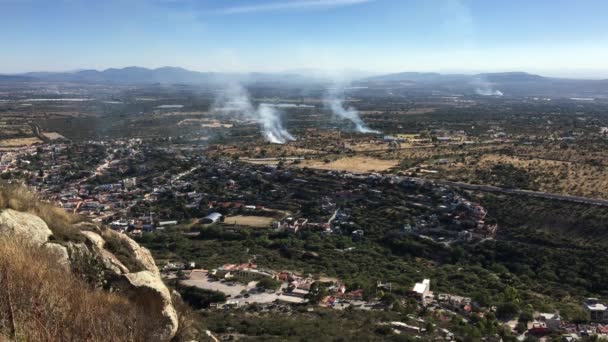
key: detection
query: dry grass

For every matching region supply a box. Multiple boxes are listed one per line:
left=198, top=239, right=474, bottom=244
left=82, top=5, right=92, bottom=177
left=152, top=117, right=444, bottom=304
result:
left=298, top=156, right=400, bottom=173
left=430, top=153, right=608, bottom=199
left=223, top=215, right=274, bottom=228
left=0, top=137, right=41, bottom=147
left=0, top=183, right=85, bottom=242
left=0, top=237, right=164, bottom=341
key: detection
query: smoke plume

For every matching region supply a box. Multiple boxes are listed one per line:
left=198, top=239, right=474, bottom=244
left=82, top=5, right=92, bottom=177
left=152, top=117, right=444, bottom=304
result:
left=214, top=83, right=295, bottom=144
left=473, top=78, right=503, bottom=96
left=325, top=86, right=379, bottom=133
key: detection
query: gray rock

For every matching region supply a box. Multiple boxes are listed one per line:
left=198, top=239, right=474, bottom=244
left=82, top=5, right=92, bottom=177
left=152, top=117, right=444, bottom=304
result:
left=81, top=230, right=129, bottom=274
left=122, top=271, right=179, bottom=341
left=44, top=242, right=70, bottom=270
left=0, top=209, right=52, bottom=245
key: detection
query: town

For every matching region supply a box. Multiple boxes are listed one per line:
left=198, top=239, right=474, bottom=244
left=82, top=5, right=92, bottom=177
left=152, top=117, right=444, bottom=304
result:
left=2, top=76, right=608, bottom=340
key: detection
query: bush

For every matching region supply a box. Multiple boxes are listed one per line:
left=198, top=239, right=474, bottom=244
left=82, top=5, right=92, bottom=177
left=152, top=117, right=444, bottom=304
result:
left=177, top=285, right=226, bottom=309
left=257, top=276, right=281, bottom=290
left=496, top=302, right=520, bottom=320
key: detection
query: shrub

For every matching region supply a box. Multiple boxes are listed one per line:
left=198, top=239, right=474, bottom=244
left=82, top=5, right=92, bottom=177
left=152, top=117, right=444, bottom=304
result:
left=257, top=276, right=282, bottom=290
left=177, top=285, right=226, bottom=309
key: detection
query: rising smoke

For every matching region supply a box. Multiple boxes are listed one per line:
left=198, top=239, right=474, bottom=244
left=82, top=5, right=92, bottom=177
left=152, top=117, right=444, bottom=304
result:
left=324, top=86, right=379, bottom=133
left=472, top=78, right=503, bottom=96
left=214, top=83, right=295, bottom=144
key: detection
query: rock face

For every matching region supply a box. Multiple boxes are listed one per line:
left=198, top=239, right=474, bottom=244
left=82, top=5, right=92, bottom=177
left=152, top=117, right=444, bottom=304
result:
left=112, top=231, right=159, bottom=274
left=81, top=230, right=130, bottom=274
left=0, top=209, right=52, bottom=245
left=78, top=230, right=179, bottom=339
left=44, top=242, right=70, bottom=270
left=121, top=271, right=179, bottom=340
left=0, top=209, right=179, bottom=341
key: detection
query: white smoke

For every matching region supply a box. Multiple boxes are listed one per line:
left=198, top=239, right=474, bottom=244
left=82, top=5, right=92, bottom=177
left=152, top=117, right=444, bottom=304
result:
left=475, top=87, right=503, bottom=96
left=214, top=83, right=295, bottom=144
left=473, top=78, right=503, bottom=96
left=258, top=104, right=296, bottom=143
left=325, top=86, right=380, bottom=133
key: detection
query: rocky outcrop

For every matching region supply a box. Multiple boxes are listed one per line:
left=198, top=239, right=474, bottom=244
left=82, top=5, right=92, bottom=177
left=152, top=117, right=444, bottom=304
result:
left=81, top=230, right=130, bottom=274
left=79, top=231, right=178, bottom=339
left=121, top=271, right=179, bottom=340
left=0, top=209, right=52, bottom=245
left=44, top=242, right=70, bottom=270
left=0, top=209, right=179, bottom=341
left=111, top=231, right=159, bottom=274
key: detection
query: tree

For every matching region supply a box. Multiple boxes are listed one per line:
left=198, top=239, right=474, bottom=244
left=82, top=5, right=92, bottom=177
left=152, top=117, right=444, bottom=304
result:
left=425, top=322, right=435, bottom=334
left=257, top=277, right=281, bottom=291
left=519, top=309, right=534, bottom=324
left=496, top=302, right=520, bottom=320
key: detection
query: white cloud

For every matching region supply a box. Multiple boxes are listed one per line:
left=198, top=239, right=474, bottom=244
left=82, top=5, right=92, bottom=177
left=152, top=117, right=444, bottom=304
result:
left=211, top=0, right=372, bottom=15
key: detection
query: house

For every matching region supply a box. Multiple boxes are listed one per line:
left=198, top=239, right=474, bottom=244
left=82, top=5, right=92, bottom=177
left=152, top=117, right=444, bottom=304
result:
left=201, top=212, right=223, bottom=224
left=584, top=298, right=608, bottom=322
left=528, top=322, right=550, bottom=336
left=352, top=230, right=364, bottom=241
left=159, top=220, right=178, bottom=227
left=538, top=312, right=561, bottom=331
left=411, top=279, right=433, bottom=306
left=274, top=217, right=308, bottom=233
left=390, top=321, right=423, bottom=334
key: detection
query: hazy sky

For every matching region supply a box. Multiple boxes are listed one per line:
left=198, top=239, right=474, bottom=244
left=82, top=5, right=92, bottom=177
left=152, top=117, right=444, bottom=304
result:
left=2, top=0, right=608, bottom=77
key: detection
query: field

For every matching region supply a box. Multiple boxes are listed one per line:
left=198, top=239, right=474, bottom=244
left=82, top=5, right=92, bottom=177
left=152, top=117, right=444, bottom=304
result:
left=43, top=132, right=66, bottom=140
left=427, top=153, right=608, bottom=199
left=222, top=215, right=275, bottom=228
left=0, top=137, right=42, bottom=147
left=298, top=156, right=400, bottom=173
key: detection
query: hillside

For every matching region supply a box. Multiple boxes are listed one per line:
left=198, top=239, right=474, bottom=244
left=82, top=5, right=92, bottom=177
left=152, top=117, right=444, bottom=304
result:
left=0, top=184, right=193, bottom=341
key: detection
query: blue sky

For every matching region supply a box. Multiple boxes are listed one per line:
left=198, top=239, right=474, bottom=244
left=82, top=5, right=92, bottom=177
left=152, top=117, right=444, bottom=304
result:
left=1, top=0, right=608, bottom=77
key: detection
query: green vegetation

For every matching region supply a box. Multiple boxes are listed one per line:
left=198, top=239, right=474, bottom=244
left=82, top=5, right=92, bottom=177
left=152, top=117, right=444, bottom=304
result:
left=200, top=308, right=407, bottom=341
left=139, top=190, right=608, bottom=327
left=257, top=277, right=282, bottom=290
left=475, top=163, right=541, bottom=190
left=177, top=285, right=227, bottom=310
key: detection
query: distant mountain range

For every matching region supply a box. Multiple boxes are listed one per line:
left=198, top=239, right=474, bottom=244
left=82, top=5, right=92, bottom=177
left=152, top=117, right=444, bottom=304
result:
left=363, top=71, right=547, bottom=83
left=1, top=67, right=607, bottom=97
left=0, top=67, right=327, bottom=85
left=361, top=71, right=608, bottom=97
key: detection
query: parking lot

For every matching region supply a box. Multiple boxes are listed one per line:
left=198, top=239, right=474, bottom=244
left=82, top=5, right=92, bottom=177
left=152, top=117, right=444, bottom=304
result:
left=181, top=270, right=305, bottom=305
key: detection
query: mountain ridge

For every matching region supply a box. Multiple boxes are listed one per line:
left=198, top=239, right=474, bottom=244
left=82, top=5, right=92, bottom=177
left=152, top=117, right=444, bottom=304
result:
left=2, top=66, right=605, bottom=84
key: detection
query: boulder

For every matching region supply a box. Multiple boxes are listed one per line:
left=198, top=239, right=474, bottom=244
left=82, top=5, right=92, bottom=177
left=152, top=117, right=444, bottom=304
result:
left=44, top=242, right=70, bottom=271
left=122, top=271, right=179, bottom=341
left=0, top=209, right=52, bottom=245
left=111, top=231, right=159, bottom=274
left=81, top=230, right=129, bottom=274
left=73, top=221, right=101, bottom=233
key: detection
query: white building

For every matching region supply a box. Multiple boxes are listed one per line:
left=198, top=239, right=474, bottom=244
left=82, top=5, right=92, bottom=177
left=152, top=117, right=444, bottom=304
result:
left=412, top=279, right=433, bottom=306
left=584, top=298, right=608, bottom=322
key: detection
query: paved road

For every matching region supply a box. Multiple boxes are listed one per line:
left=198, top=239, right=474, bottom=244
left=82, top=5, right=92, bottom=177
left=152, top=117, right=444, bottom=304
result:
left=403, top=177, right=608, bottom=207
